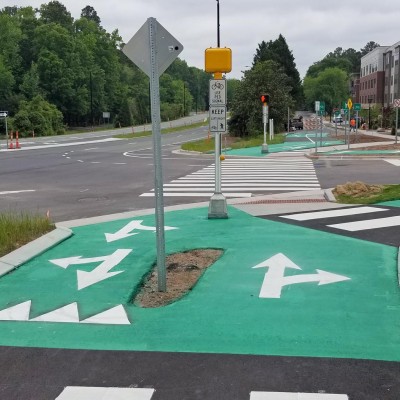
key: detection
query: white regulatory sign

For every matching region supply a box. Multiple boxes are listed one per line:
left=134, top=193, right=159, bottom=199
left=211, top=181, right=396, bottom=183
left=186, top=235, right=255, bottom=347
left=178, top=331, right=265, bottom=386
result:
left=209, top=106, right=226, bottom=132
left=0, top=111, right=8, bottom=117
left=209, top=79, right=226, bottom=106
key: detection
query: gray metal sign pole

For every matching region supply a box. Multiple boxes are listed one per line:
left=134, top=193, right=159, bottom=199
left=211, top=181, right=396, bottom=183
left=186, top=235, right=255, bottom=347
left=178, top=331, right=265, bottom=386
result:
left=148, top=18, right=167, bottom=291
left=396, top=107, right=399, bottom=145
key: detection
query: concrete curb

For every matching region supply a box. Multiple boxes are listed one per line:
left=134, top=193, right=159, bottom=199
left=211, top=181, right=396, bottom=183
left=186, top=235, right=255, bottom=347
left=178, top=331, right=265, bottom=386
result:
left=324, top=188, right=337, bottom=202
left=0, top=226, right=73, bottom=277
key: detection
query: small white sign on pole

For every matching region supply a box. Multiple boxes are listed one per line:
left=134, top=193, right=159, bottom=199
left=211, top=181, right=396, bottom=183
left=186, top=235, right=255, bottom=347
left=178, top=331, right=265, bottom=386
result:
left=209, top=105, right=226, bottom=132
left=209, top=80, right=226, bottom=106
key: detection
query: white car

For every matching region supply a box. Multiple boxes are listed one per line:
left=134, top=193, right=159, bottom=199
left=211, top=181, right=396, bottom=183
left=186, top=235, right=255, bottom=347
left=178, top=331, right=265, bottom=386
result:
left=332, top=116, right=343, bottom=123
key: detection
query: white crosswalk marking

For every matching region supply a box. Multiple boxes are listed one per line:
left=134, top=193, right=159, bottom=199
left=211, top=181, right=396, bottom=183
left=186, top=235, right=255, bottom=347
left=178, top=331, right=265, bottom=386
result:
left=328, top=215, right=400, bottom=231
left=250, top=392, right=348, bottom=400
left=141, top=156, right=320, bottom=197
left=55, top=387, right=154, bottom=399
left=282, top=206, right=387, bottom=221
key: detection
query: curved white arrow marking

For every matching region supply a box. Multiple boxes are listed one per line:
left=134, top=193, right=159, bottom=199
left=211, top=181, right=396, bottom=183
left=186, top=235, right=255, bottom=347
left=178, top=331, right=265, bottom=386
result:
left=105, top=220, right=178, bottom=242
left=76, top=249, right=132, bottom=290
left=50, top=249, right=132, bottom=290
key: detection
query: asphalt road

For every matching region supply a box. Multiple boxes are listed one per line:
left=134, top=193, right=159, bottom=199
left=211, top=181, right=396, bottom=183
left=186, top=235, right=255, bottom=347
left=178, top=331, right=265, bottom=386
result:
left=0, top=123, right=213, bottom=221
left=1, top=347, right=398, bottom=400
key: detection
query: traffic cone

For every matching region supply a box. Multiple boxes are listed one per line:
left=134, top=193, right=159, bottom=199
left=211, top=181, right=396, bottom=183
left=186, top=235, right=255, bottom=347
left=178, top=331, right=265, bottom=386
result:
left=15, top=131, right=21, bottom=149
left=8, top=130, right=14, bottom=149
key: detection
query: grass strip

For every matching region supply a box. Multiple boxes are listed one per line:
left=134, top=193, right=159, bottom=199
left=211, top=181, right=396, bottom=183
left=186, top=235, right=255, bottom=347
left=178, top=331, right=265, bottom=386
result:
left=114, top=121, right=208, bottom=139
left=0, top=213, right=54, bottom=257
left=334, top=184, right=400, bottom=204
left=181, top=133, right=286, bottom=153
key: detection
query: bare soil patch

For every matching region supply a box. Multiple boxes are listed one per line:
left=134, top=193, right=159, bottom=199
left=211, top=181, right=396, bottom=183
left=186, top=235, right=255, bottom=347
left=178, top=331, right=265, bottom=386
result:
left=134, top=249, right=223, bottom=308
left=333, top=133, right=393, bottom=144
left=333, top=181, right=384, bottom=198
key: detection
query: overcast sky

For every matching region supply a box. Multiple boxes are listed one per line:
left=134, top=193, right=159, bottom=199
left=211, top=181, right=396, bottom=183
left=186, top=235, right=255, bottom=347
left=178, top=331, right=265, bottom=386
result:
left=11, top=0, right=400, bottom=79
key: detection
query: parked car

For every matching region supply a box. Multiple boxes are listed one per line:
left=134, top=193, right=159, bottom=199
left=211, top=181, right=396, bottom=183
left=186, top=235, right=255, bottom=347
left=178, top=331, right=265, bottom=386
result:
left=332, top=116, right=343, bottom=124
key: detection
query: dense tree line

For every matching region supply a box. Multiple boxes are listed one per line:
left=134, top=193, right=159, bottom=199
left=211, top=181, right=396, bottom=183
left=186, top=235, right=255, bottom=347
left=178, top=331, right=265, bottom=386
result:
left=0, top=2, right=210, bottom=136
left=228, top=35, right=300, bottom=136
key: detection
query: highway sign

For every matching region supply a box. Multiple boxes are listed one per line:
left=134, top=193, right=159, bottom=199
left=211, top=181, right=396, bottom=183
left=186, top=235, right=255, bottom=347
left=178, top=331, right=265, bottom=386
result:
left=209, top=105, right=227, bottom=132
left=209, top=79, right=226, bottom=106
left=319, top=101, right=325, bottom=112
left=354, top=103, right=361, bottom=111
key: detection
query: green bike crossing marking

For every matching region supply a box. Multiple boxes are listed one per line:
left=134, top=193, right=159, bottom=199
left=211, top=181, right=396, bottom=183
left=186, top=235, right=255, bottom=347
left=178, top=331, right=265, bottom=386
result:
left=225, top=140, right=344, bottom=157
left=0, top=207, right=398, bottom=362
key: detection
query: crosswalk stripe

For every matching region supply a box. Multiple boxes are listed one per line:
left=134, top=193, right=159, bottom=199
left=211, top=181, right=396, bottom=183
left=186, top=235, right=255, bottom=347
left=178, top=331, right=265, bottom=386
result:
left=384, top=159, right=400, bottom=166
left=282, top=207, right=387, bottom=221
left=164, top=183, right=320, bottom=187
left=55, top=387, right=155, bottom=400
left=141, top=156, right=320, bottom=197
left=140, top=192, right=252, bottom=197
left=328, top=215, right=400, bottom=231
left=250, top=392, right=348, bottom=400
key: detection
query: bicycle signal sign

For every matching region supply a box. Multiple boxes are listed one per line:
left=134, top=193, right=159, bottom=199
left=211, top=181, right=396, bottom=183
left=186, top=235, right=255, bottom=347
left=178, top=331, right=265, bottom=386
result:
left=209, top=79, right=226, bottom=106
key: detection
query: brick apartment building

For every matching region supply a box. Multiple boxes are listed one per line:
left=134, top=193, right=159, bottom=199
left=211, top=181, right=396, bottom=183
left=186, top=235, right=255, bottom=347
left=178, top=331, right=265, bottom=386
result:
left=359, top=42, right=400, bottom=108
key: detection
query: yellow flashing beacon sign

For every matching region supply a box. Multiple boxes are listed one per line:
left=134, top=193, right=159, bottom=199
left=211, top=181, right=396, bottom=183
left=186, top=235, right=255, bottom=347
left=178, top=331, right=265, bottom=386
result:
left=205, top=47, right=232, bottom=73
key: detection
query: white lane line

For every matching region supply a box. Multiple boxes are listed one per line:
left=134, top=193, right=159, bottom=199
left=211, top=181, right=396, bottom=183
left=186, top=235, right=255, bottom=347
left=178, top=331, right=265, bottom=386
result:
left=328, top=215, right=400, bottom=231
left=250, top=392, right=348, bottom=399
left=384, top=159, right=400, bottom=166
left=18, top=138, right=121, bottom=151
left=55, top=386, right=155, bottom=400
left=0, top=190, right=36, bottom=195
left=282, top=206, right=387, bottom=221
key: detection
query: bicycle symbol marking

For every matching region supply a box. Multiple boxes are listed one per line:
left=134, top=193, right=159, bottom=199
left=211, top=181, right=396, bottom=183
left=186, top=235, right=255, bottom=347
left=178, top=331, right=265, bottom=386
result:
left=211, top=82, right=224, bottom=90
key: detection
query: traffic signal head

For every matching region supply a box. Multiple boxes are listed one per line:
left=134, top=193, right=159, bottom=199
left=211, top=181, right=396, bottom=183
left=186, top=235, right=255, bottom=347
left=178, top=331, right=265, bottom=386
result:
left=260, top=94, right=270, bottom=104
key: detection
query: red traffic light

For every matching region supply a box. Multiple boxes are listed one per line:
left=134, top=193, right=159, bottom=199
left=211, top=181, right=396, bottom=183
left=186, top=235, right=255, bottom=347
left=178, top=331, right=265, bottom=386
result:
left=260, top=94, right=269, bottom=104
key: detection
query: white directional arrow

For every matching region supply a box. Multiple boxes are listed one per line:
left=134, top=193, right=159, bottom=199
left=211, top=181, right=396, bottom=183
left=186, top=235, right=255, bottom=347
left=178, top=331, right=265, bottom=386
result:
left=253, top=253, right=350, bottom=298
left=76, top=249, right=132, bottom=290
left=283, top=269, right=351, bottom=287
left=253, top=253, right=301, bottom=298
left=104, top=220, right=177, bottom=242
left=50, top=254, right=112, bottom=269
left=50, top=249, right=132, bottom=290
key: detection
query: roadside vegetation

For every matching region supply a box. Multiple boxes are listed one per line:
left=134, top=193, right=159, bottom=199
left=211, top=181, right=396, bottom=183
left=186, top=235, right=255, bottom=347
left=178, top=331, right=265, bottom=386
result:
left=0, top=213, right=54, bottom=257
left=181, top=133, right=285, bottom=153
left=333, top=181, right=400, bottom=204
left=114, top=120, right=208, bottom=139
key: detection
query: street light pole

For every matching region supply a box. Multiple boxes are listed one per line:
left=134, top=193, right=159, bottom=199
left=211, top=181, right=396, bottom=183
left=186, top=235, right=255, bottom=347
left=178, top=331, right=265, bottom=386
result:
left=216, top=0, right=220, bottom=47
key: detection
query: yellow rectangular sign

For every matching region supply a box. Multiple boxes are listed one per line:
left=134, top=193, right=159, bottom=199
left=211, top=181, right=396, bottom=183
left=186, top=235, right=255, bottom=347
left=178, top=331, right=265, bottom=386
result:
left=205, top=47, right=232, bottom=73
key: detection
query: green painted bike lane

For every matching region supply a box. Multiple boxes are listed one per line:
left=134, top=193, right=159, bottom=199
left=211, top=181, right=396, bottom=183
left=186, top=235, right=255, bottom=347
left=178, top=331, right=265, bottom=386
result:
left=225, top=139, right=344, bottom=157
left=0, top=207, right=399, bottom=362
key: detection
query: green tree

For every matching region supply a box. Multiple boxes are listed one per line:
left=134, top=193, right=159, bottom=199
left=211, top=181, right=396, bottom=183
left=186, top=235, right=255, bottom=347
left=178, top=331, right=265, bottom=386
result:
left=13, top=95, right=64, bottom=136
left=253, top=35, right=302, bottom=106
left=229, top=60, right=294, bottom=136
left=39, top=1, right=73, bottom=31
left=303, top=67, right=349, bottom=115
left=360, top=41, right=380, bottom=57
left=20, top=62, right=40, bottom=100
left=81, top=5, right=101, bottom=25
